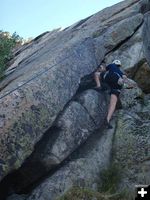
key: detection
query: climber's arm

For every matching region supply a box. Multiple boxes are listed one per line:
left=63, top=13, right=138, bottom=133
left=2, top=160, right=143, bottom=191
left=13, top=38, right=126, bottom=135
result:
left=122, top=75, right=137, bottom=88
left=94, top=72, right=101, bottom=87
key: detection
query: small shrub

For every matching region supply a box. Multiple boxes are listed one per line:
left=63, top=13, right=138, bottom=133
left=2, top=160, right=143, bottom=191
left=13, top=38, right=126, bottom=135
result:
left=98, top=163, right=122, bottom=194
left=58, top=186, right=129, bottom=200
left=58, top=187, right=101, bottom=200
left=0, top=30, right=23, bottom=79
left=57, top=163, right=137, bottom=200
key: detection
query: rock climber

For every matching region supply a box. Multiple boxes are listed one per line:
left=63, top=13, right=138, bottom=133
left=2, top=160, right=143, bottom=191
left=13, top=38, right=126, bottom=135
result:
left=94, top=60, right=136, bottom=129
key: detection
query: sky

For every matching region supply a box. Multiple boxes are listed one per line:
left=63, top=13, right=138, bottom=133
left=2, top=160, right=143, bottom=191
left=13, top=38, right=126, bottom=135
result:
left=1, top=0, right=122, bottom=39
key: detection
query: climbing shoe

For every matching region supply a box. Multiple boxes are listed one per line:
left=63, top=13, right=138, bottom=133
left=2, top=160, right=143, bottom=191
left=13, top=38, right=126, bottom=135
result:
left=104, top=119, right=113, bottom=129
left=94, top=86, right=106, bottom=92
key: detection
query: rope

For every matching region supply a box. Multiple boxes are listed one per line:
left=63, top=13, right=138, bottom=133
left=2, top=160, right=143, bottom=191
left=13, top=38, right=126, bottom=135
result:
left=0, top=51, right=76, bottom=100
left=0, top=15, right=149, bottom=100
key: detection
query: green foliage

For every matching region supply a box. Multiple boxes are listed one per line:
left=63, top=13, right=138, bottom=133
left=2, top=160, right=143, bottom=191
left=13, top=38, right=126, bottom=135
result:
left=98, top=163, right=122, bottom=194
left=0, top=30, right=23, bottom=79
left=57, top=164, right=135, bottom=200
left=58, top=186, right=126, bottom=200
left=58, top=187, right=101, bottom=200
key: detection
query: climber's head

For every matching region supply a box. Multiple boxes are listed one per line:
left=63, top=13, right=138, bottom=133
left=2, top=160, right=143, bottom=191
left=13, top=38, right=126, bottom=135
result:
left=112, top=60, right=121, bottom=67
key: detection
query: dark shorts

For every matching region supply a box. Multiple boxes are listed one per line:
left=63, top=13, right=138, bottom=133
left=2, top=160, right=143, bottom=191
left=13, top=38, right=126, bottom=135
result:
left=101, top=72, right=122, bottom=97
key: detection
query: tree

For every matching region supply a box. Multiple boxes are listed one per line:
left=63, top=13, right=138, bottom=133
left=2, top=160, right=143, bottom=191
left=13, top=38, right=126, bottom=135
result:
left=0, top=30, right=23, bottom=79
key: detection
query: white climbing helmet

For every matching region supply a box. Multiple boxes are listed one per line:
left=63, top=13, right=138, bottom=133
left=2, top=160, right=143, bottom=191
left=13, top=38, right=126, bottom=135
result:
left=112, top=60, right=121, bottom=66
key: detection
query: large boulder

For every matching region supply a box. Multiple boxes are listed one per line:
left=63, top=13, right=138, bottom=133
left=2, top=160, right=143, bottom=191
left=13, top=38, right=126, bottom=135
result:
left=25, top=124, right=115, bottom=200
left=105, top=24, right=145, bottom=76
left=143, top=11, right=150, bottom=66
left=0, top=39, right=98, bottom=181
left=134, top=61, right=150, bottom=93
left=104, top=9, right=150, bottom=93
left=9, top=90, right=108, bottom=192
left=113, top=93, right=150, bottom=192
left=119, top=86, right=143, bottom=110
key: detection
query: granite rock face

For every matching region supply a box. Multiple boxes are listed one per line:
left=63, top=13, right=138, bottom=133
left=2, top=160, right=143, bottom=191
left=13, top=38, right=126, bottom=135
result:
left=26, top=125, right=115, bottom=200
left=9, top=90, right=108, bottom=192
left=0, top=0, right=150, bottom=200
left=113, top=93, right=150, bottom=192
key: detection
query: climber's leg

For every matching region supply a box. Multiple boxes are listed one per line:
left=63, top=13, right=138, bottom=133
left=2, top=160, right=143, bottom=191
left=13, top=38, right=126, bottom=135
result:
left=107, top=94, right=118, bottom=123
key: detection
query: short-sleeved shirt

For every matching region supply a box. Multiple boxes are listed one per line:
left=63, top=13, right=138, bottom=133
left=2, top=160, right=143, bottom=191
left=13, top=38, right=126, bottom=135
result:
left=106, top=63, right=124, bottom=78
left=100, top=64, right=124, bottom=97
